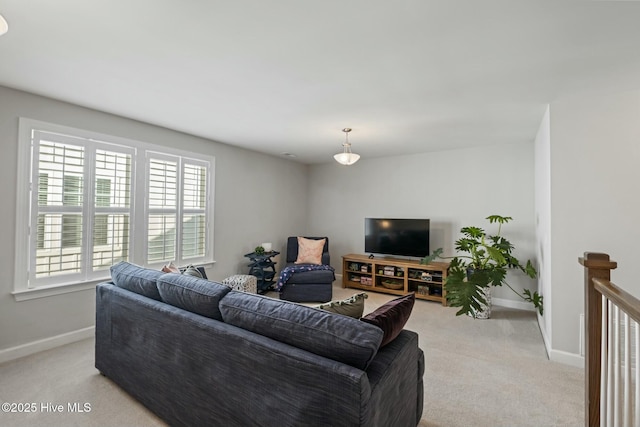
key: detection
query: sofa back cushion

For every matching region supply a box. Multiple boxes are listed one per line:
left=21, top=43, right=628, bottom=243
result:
left=157, top=273, right=231, bottom=320
left=219, top=291, right=383, bottom=370
left=110, top=261, right=163, bottom=301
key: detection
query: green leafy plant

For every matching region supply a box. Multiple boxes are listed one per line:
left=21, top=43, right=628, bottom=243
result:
left=254, top=245, right=265, bottom=255
left=421, top=215, right=543, bottom=317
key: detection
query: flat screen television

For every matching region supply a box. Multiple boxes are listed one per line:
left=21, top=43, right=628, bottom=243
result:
left=364, top=218, right=430, bottom=258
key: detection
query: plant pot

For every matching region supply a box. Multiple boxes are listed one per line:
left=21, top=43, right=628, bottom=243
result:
left=469, top=286, right=492, bottom=319
left=466, top=267, right=491, bottom=319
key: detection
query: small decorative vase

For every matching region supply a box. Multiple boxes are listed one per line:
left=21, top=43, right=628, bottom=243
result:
left=470, top=286, right=492, bottom=319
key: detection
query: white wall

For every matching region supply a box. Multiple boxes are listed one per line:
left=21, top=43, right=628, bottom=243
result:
left=534, top=107, right=553, bottom=353
left=0, top=86, right=308, bottom=354
left=548, top=88, right=640, bottom=357
left=307, top=142, right=537, bottom=306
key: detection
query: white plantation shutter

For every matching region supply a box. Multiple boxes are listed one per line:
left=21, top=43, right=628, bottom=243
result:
left=146, top=155, right=210, bottom=265
left=62, top=175, right=82, bottom=248
left=92, top=149, right=132, bottom=271
left=28, top=131, right=136, bottom=286
left=181, top=163, right=207, bottom=259
left=17, top=118, right=214, bottom=293
left=147, top=156, right=178, bottom=262
left=32, top=136, right=85, bottom=282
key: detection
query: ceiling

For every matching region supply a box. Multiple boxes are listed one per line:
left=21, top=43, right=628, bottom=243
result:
left=1, top=1, right=640, bottom=164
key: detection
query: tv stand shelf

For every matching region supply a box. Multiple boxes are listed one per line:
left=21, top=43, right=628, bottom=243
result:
left=341, top=254, right=449, bottom=305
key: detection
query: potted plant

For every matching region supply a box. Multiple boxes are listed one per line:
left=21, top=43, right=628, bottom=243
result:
left=421, top=215, right=543, bottom=319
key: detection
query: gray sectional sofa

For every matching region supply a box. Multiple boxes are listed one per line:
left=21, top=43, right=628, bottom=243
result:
left=95, top=262, right=425, bottom=427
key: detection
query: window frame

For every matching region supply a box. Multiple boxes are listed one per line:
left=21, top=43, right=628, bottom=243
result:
left=14, top=118, right=215, bottom=301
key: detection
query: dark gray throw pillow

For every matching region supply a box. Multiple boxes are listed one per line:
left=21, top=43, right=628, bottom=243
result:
left=361, top=293, right=415, bottom=347
left=110, top=261, right=163, bottom=301
left=156, top=273, right=231, bottom=320
left=219, top=291, right=383, bottom=370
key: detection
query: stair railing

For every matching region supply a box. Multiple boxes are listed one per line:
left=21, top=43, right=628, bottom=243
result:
left=580, top=252, right=640, bottom=427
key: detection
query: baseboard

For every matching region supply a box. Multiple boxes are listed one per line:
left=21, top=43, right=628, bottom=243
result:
left=0, top=326, right=94, bottom=364
left=548, top=348, right=584, bottom=368
left=492, top=297, right=535, bottom=311
left=538, top=314, right=552, bottom=359
left=535, top=316, right=584, bottom=368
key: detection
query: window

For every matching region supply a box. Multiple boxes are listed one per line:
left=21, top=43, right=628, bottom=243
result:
left=146, top=156, right=209, bottom=263
left=15, top=118, right=215, bottom=296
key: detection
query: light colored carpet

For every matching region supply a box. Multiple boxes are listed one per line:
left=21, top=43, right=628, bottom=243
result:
left=0, top=284, right=583, bottom=427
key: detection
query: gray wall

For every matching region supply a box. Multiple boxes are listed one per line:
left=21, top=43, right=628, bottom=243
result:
left=534, top=107, right=553, bottom=354
left=0, top=85, right=308, bottom=352
left=11, top=80, right=630, bottom=365
left=307, top=142, right=537, bottom=306
left=545, top=88, right=640, bottom=360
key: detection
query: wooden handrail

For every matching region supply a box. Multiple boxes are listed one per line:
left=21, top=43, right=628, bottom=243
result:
left=580, top=252, right=617, bottom=427
left=593, top=278, right=640, bottom=325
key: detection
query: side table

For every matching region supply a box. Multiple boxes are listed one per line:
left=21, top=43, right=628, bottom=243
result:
left=244, top=251, right=280, bottom=294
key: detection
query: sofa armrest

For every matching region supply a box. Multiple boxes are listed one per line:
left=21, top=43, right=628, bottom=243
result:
left=321, top=252, right=330, bottom=265
left=364, top=330, right=423, bottom=426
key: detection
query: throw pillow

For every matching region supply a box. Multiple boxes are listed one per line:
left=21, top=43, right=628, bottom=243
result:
left=361, top=293, right=415, bottom=347
left=315, top=292, right=368, bottom=318
left=162, top=261, right=180, bottom=274
left=295, top=236, right=326, bottom=265
left=161, top=263, right=208, bottom=279
left=182, top=264, right=203, bottom=278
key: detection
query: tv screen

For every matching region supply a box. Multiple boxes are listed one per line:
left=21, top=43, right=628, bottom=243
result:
left=365, top=218, right=430, bottom=258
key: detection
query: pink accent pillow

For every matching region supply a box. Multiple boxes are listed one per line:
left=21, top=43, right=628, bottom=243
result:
left=361, top=293, right=415, bottom=347
left=295, top=237, right=326, bottom=265
left=162, top=262, right=180, bottom=273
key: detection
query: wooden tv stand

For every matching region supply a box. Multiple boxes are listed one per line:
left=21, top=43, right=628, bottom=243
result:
left=341, top=254, right=449, bottom=305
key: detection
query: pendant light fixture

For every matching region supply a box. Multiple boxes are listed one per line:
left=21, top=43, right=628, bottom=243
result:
left=333, top=128, right=360, bottom=166
left=0, top=14, right=8, bottom=36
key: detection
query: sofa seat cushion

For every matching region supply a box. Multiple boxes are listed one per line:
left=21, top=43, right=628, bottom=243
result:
left=156, top=273, right=231, bottom=320
left=279, top=283, right=332, bottom=303
left=284, top=263, right=335, bottom=284
left=110, top=261, right=163, bottom=301
left=219, top=291, right=383, bottom=370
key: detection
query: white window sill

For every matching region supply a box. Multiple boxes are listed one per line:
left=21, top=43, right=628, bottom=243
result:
left=12, top=261, right=217, bottom=302
left=12, top=279, right=108, bottom=302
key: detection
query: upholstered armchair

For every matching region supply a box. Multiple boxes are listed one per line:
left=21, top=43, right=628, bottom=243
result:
left=278, top=236, right=335, bottom=302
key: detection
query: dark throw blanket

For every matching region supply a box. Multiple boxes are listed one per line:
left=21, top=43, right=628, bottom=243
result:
left=275, top=264, right=335, bottom=292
